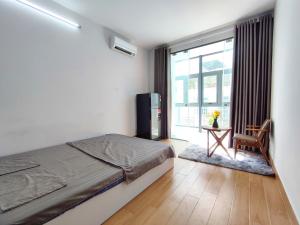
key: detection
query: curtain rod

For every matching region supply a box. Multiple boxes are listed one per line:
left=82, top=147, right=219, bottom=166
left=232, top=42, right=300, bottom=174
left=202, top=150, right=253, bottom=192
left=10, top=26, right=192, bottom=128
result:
left=170, top=37, right=233, bottom=55
left=236, top=10, right=274, bottom=25
left=167, top=24, right=234, bottom=50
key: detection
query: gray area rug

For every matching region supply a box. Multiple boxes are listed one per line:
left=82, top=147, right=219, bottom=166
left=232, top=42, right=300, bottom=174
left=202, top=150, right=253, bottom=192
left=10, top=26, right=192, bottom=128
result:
left=178, top=145, right=274, bottom=176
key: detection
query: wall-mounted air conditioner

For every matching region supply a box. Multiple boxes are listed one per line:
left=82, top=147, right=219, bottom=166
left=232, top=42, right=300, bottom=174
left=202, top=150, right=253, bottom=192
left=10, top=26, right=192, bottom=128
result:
left=110, top=36, right=137, bottom=56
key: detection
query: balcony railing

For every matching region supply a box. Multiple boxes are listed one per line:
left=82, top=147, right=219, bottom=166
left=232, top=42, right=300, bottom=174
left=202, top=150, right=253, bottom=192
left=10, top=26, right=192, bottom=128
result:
left=174, top=105, right=230, bottom=129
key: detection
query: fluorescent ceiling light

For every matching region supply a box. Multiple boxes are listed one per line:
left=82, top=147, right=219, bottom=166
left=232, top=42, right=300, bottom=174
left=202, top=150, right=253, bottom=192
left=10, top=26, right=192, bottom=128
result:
left=16, top=0, right=81, bottom=29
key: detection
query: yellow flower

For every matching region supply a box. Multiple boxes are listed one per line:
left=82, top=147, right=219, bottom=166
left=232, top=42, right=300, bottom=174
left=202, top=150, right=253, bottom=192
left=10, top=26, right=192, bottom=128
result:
left=213, top=110, right=221, bottom=119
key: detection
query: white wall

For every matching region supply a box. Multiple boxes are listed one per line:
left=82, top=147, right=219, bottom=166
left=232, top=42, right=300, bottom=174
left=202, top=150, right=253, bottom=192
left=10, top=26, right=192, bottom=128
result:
left=0, top=0, right=150, bottom=157
left=271, top=0, right=300, bottom=222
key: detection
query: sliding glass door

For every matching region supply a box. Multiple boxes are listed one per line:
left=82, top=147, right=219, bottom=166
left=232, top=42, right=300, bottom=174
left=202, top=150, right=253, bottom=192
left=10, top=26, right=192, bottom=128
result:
left=200, top=50, right=232, bottom=128
left=173, top=57, right=199, bottom=128
left=171, top=39, right=233, bottom=140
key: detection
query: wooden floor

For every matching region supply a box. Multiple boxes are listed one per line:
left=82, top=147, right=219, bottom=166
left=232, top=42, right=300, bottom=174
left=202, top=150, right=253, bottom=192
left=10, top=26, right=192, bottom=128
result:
left=103, top=140, right=298, bottom=225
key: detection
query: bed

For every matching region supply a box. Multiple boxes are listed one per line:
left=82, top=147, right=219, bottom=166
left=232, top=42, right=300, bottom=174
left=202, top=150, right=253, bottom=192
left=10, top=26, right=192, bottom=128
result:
left=0, top=134, right=175, bottom=225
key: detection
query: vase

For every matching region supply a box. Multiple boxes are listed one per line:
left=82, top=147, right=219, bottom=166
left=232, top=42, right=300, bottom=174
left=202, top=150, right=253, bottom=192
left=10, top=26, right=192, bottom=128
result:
left=212, top=118, right=219, bottom=128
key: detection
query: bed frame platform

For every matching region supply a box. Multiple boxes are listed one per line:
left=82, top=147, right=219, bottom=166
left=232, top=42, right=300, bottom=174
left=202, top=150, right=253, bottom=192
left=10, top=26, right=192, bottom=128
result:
left=46, top=158, right=174, bottom=225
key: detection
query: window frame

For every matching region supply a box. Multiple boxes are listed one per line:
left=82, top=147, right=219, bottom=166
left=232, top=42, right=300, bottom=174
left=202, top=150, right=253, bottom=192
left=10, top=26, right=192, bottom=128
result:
left=201, top=70, right=223, bottom=107
left=175, top=73, right=199, bottom=107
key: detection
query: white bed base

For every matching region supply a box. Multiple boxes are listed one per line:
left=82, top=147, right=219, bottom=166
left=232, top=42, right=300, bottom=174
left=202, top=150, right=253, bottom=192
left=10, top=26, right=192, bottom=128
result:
left=45, top=158, right=174, bottom=225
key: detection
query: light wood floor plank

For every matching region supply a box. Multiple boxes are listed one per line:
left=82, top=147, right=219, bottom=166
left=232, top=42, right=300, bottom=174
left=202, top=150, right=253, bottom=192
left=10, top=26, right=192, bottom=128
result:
left=166, top=195, right=198, bottom=225
left=207, top=200, right=232, bottom=225
left=274, top=175, right=299, bottom=225
left=216, top=168, right=236, bottom=203
left=189, top=164, right=216, bottom=198
left=149, top=172, right=186, bottom=208
left=124, top=170, right=173, bottom=213
left=124, top=206, right=156, bottom=225
left=144, top=199, right=180, bottom=225
left=173, top=158, right=189, bottom=173
left=104, top=208, right=133, bottom=225
left=177, top=159, right=196, bottom=175
left=249, top=174, right=271, bottom=225
left=204, top=167, right=227, bottom=196
left=228, top=171, right=250, bottom=225
left=187, top=192, right=217, bottom=225
left=263, top=176, right=291, bottom=225
left=207, top=168, right=236, bottom=225
left=169, top=163, right=205, bottom=203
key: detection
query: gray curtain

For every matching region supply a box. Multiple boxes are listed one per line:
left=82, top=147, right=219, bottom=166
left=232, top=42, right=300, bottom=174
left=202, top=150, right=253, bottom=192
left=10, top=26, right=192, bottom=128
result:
left=230, top=14, right=273, bottom=146
left=154, top=47, right=168, bottom=139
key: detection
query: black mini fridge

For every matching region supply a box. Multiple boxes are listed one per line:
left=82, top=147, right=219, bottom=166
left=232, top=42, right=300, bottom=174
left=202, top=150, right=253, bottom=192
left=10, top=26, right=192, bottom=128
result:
left=136, top=93, right=161, bottom=140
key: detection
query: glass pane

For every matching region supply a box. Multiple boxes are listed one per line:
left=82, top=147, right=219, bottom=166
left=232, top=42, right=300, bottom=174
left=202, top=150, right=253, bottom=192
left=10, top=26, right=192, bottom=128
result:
left=224, top=39, right=234, bottom=51
left=188, top=77, right=198, bottom=103
left=188, top=41, right=225, bottom=58
left=189, top=57, right=199, bottom=74
left=175, top=59, right=188, bottom=76
left=174, top=106, right=199, bottom=127
left=175, top=79, right=184, bottom=103
left=203, top=75, right=217, bottom=104
left=151, top=109, right=161, bottom=139
left=202, top=52, right=224, bottom=72
left=223, top=50, right=233, bottom=69
left=223, top=72, right=232, bottom=103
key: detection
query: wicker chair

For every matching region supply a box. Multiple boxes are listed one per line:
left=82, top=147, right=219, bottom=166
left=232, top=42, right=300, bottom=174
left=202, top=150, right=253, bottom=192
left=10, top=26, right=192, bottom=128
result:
left=233, top=119, right=271, bottom=165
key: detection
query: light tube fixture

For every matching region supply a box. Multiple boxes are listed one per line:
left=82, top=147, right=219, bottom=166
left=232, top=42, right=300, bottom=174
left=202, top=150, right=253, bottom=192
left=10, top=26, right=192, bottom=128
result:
left=16, top=0, right=81, bottom=29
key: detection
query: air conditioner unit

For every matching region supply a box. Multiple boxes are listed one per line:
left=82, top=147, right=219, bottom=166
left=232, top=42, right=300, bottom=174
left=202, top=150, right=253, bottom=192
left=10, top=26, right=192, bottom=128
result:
left=110, top=36, right=137, bottom=56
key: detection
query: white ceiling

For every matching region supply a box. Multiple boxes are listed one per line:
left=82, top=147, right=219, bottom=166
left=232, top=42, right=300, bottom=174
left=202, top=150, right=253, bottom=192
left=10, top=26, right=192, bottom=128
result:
left=53, top=0, right=275, bottom=49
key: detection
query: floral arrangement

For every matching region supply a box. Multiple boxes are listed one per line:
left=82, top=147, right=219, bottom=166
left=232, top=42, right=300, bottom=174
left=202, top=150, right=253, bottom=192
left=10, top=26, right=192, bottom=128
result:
left=209, top=110, right=221, bottom=128
left=212, top=110, right=221, bottom=119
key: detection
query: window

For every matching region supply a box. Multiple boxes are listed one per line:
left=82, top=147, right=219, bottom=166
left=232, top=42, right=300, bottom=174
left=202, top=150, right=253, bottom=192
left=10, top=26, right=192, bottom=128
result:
left=175, top=79, right=184, bottom=104
left=189, top=57, right=199, bottom=74
left=175, top=75, right=199, bottom=106
left=188, top=77, right=198, bottom=104
left=175, top=60, right=189, bottom=76
left=174, top=56, right=200, bottom=106
left=222, top=71, right=232, bottom=104
left=202, top=75, right=218, bottom=104
left=171, top=38, right=234, bottom=137
left=202, top=52, right=224, bottom=72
